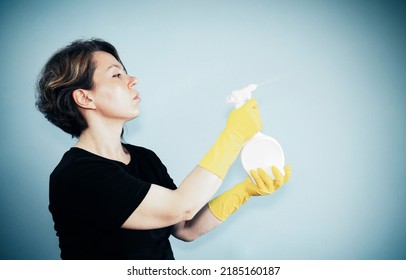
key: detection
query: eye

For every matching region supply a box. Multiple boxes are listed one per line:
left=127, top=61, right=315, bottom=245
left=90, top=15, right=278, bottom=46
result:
left=112, top=73, right=122, bottom=78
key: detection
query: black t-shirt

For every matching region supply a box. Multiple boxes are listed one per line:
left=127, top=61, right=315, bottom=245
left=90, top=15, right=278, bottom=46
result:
left=49, top=143, right=177, bottom=260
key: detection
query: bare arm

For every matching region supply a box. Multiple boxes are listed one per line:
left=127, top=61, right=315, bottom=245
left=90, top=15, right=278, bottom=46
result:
left=121, top=166, right=222, bottom=230
left=171, top=165, right=292, bottom=241
left=171, top=204, right=223, bottom=242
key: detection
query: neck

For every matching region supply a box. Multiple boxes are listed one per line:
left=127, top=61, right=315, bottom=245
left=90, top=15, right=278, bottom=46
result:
left=75, top=122, right=130, bottom=164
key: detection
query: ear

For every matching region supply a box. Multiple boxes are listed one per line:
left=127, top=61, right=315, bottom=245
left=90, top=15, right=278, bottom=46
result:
left=72, top=89, right=96, bottom=109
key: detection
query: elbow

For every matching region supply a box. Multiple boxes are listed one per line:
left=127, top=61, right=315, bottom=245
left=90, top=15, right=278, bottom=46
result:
left=173, top=235, right=197, bottom=243
left=180, top=235, right=198, bottom=242
left=182, top=209, right=196, bottom=222
left=171, top=209, right=201, bottom=242
left=173, top=230, right=197, bottom=242
left=172, top=222, right=200, bottom=243
left=180, top=206, right=200, bottom=223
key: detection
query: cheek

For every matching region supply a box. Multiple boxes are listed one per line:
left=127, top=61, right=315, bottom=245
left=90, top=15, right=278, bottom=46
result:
left=95, top=86, right=125, bottom=105
left=94, top=88, right=137, bottom=118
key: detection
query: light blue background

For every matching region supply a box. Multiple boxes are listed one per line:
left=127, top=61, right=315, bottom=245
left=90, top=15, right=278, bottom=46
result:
left=1, top=0, right=405, bottom=260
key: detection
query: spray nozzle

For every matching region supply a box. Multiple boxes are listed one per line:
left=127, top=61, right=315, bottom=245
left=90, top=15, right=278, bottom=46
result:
left=226, top=78, right=280, bottom=109
left=226, top=84, right=258, bottom=109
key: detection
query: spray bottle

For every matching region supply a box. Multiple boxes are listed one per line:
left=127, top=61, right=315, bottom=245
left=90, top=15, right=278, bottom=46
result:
left=227, top=83, right=285, bottom=181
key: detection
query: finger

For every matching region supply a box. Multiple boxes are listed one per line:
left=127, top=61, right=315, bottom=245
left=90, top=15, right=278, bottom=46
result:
left=250, top=169, right=264, bottom=190
left=238, top=98, right=258, bottom=113
left=257, top=168, right=274, bottom=191
left=284, top=165, right=291, bottom=183
left=271, top=166, right=284, bottom=188
left=244, top=98, right=258, bottom=110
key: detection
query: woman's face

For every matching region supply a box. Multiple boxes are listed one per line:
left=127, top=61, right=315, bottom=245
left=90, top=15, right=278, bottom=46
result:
left=89, top=51, right=140, bottom=122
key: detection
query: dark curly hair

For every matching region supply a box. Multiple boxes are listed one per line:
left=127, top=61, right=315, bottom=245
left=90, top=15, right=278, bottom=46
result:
left=35, top=38, right=125, bottom=138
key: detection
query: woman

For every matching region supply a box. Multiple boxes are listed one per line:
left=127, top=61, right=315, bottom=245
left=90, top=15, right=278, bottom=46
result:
left=36, top=38, right=291, bottom=259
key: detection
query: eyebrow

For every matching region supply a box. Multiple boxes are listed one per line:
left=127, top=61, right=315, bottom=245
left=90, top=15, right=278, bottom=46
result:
left=106, top=64, right=124, bottom=72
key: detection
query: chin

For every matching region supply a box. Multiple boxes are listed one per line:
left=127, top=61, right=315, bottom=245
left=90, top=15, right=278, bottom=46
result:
left=131, top=109, right=141, bottom=119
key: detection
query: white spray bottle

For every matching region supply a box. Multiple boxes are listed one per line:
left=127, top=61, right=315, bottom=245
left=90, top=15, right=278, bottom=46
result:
left=227, top=83, right=285, bottom=181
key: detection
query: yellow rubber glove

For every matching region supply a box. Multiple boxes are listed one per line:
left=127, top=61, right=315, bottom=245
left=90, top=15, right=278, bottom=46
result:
left=208, top=165, right=291, bottom=221
left=199, top=98, right=262, bottom=179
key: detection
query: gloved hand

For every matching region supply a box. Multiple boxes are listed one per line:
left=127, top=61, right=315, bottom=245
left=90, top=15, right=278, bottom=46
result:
left=224, top=98, right=262, bottom=144
left=199, top=98, right=262, bottom=179
left=208, top=165, right=291, bottom=221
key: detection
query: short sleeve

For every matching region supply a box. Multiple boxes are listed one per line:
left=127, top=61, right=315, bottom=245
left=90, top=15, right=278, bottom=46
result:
left=50, top=159, right=151, bottom=230
left=127, top=145, right=177, bottom=191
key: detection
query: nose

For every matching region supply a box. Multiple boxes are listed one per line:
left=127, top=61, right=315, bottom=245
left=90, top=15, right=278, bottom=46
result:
left=128, top=76, right=138, bottom=89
